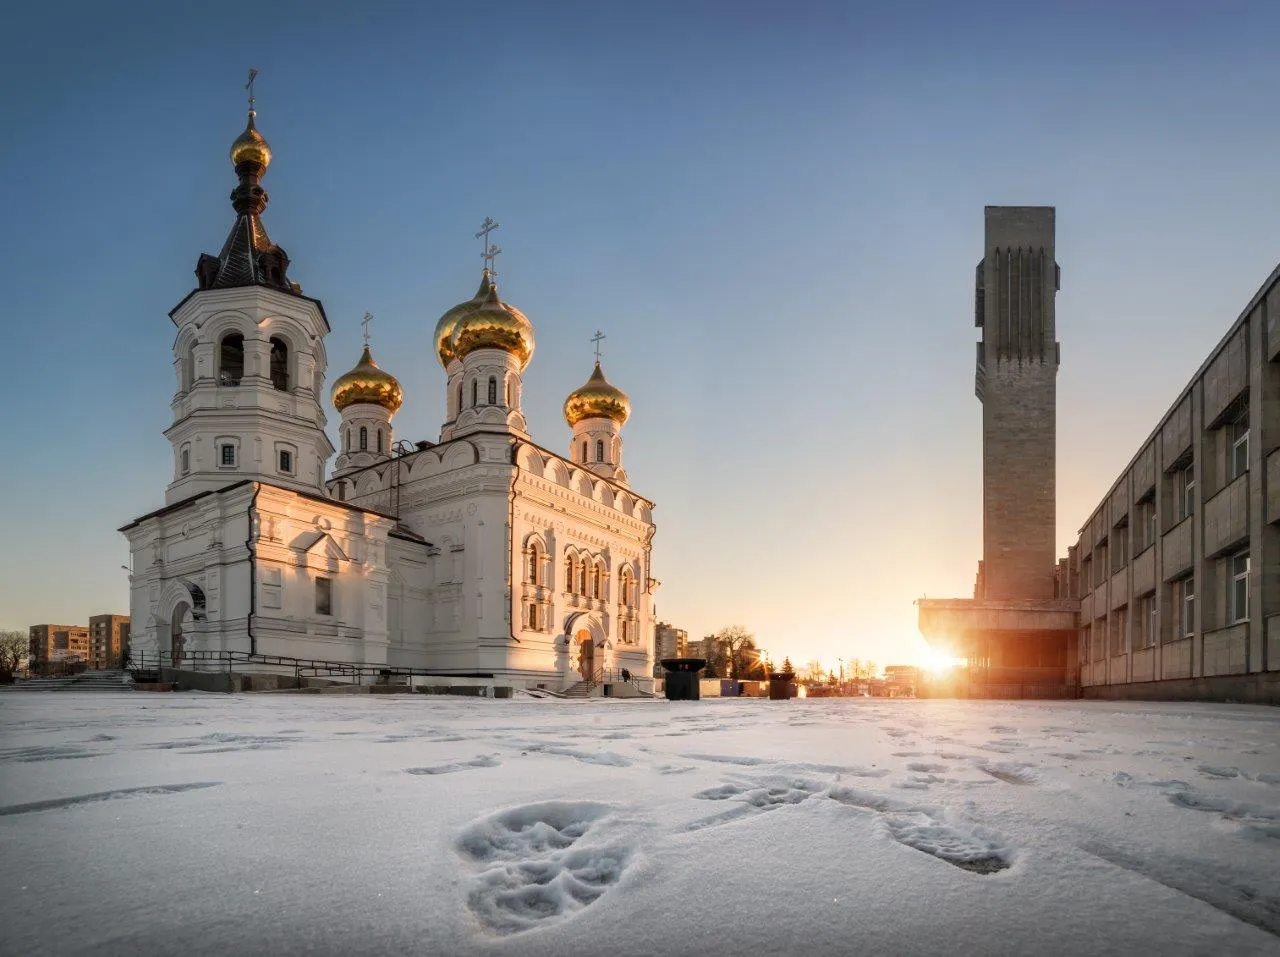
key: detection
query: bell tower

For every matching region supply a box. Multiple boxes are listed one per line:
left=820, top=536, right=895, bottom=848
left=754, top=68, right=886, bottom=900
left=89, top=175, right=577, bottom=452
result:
left=164, top=80, right=334, bottom=505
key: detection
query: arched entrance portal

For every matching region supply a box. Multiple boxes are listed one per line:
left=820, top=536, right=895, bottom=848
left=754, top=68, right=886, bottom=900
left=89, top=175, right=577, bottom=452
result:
left=575, top=629, right=594, bottom=680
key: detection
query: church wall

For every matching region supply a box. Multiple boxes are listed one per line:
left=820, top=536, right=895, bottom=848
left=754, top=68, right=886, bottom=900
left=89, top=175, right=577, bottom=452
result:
left=123, top=482, right=257, bottom=661
left=250, top=485, right=394, bottom=665
left=511, top=443, right=656, bottom=689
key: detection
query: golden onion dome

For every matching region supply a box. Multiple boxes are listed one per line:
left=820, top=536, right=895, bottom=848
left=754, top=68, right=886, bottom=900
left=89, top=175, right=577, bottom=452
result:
left=434, top=271, right=493, bottom=368
left=330, top=345, right=404, bottom=414
left=230, top=111, right=272, bottom=170
left=451, top=283, right=535, bottom=369
left=564, top=362, right=630, bottom=427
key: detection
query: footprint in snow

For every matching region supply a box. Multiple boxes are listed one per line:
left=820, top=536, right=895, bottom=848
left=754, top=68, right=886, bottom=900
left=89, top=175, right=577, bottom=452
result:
left=978, top=763, right=1038, bottom=786
left=684, top=776, right=824, bottom=831
left=455, top=801, right=633, bottom=935
left=827, top=786, right=1012, bottom=874
left=406, top=755, right=500, bottom=775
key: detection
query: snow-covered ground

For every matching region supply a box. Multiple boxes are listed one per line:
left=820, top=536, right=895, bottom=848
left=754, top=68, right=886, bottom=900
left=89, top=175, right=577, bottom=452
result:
left=1, top=693, right=1278, bottom=956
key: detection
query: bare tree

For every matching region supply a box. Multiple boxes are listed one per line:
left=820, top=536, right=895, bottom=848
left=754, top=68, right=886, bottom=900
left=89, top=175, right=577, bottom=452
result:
left=802, top=660, right=826, bottom=685
left=0, top=630, right=26, bottom=683
left=711, top=625, right=757, bottom=681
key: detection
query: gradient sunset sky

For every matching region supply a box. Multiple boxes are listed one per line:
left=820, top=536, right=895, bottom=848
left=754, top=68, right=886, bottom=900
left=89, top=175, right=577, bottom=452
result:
left=2, top=1, right=1278, bottom=669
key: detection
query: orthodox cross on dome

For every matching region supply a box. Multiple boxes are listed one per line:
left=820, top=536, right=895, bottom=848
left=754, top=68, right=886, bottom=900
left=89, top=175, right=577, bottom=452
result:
left=361, top=311, right=373, bottom=347
left=245, top=68, right=259, bottom=111
left=591, top=330, right=606, bottom=362
left=475, top=217, right=502, bottom=277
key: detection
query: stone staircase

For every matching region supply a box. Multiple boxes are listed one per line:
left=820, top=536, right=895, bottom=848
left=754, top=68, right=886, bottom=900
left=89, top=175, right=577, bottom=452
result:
left=561, top=679, right=598, bottom=698
left=6, top=670, right=134, bottom=693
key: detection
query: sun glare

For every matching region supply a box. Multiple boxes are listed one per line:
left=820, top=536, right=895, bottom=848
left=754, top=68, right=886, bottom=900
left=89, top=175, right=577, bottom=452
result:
left=921, top=649, right=966, bottom=675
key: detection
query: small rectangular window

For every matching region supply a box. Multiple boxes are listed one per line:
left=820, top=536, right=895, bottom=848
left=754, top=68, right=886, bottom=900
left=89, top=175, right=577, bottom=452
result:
left=181, top=449, right=190, bottom=473
left=279, top=449, right=293, bottom=474
left=221, top=444, right=236, bottom=467
left=315, top=577, right=332, bottom=616
left=1229, top=552, right=1249, bottom=623
left=1229, top=412, right=1249, bottom=481
left=1177, top=463, right=1194, bottom=520
left=1180, top=576, right=1195, bottom=638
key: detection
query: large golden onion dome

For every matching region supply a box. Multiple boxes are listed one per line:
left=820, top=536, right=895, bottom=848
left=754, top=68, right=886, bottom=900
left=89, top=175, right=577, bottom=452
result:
left=451, top=282, right=535, bottom=370
left=230, top=111, right=272, bottom=170
left=564, top=362, right=630, bottom=427
left=434, top=271, right=493, bottom=368
left=331, top=345, right=404, bottom=414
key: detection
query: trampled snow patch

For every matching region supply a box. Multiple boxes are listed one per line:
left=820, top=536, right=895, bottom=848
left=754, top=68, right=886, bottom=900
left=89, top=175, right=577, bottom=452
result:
left=2, top=694, right=1279, bottom=956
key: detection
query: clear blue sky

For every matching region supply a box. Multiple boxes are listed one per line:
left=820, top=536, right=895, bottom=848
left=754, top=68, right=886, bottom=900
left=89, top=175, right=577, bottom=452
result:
left=2, top=1, right=1277, bottom=669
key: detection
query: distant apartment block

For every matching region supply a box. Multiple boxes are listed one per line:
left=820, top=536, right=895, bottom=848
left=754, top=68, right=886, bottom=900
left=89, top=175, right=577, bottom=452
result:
left=28, top=624, right=90, bottom=668
left=1068, top=263, right=1279, bottom=702
left=655, top=622, right=688, bottom=660
left=89, top=614, right=131, bottom=669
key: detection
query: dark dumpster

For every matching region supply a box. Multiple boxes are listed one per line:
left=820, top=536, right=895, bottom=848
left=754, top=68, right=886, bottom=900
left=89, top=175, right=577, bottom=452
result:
left=768, top=671, right=796, bottom=700
left=660, top=658, right=706, bottom=701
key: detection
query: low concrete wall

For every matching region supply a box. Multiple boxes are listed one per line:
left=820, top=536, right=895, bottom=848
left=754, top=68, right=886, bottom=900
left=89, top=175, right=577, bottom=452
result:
left=1081, top=672, right=1280, bottom=706
left=159, top=669, right=307, bottom=692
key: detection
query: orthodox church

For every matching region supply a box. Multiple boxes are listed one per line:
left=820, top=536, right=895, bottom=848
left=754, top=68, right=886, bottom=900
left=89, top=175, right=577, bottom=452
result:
left=120, top=102, right=657, bottom=693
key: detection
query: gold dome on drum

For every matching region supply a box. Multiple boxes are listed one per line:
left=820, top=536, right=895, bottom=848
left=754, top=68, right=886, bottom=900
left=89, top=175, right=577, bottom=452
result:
left=451, top=281, right=535, bottom=369
left=434, top=270, right=493, bottom=368
left=230, top=111, right=272, bottom=170
left=331, top=345, right=403, bottom=414
left=564, top=362, right=630, bottom=427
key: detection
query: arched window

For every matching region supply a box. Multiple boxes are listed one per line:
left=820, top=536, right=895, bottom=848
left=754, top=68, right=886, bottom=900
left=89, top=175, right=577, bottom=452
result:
left=456, top=383, right=463, bottom=416
left=488, top=376, right=497, bottom=405
left=219, top=333, right=244, bottom=385
left=184, top=342, right=196, bottom=391
left=581, top=441, right=587, bottom=462
left=336, top=482, right=346, bottom=501
left=621, top=568, right=635, bottom=607
left=596, top=439, right=605, bottom=462
left=565, top=556, right=575, bottom=593
left=180, top=448, right=190, bottom=473
left=507, top=378, right=514, bottom=407
left=359, top=427, right=368, bottom=451
left=527, top=545, right=539, bottom=584
left=345, top=429, right=351, bottom=452
left=578, top=561, right=588, bottom=596
left=471, top=379, right=478, bottom=408
left=591, top=564, right=602, bottom=598
left=377, top=429, right=384, bottom=454
left=269, top=337, right=289, bottom=391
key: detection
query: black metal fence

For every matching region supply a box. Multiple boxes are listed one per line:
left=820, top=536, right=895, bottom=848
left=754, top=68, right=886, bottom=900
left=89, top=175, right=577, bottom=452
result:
left=126, top=648, right=493, bottom=687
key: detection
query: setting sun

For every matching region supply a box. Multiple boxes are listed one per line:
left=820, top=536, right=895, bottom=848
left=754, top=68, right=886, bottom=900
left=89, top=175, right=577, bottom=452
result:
left=920, top=649, right=967, bottom=675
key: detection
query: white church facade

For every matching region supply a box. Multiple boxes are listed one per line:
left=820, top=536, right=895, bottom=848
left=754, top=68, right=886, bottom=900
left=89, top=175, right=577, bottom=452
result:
left=121, top=103, right=657, bottom=693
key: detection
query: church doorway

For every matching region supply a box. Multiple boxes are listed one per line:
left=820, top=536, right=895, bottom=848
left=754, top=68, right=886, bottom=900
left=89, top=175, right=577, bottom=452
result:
left=171, top=602, right=192, bottom=665
left=575, top=630, right=595, bottom=680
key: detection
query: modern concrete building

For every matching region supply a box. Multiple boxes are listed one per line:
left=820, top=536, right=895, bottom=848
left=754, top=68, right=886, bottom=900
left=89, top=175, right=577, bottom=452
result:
left=1069, top=263, right=1280, bottom=703
left=28, top=625, right=90, bottom=670
left=918, top=207, right=1079, bottom=697
left=88, top=614, right=130, bottom=669
left=654, top=622, right=688, bottom=660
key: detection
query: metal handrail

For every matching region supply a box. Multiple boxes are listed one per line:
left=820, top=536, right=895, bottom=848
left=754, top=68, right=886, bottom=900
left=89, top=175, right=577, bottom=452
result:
left=126, top=648, right=494, bottom=684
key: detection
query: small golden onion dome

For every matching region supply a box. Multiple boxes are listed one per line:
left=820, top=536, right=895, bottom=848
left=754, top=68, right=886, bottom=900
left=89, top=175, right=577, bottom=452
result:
left=564, top=362, right=630, bottom=427
left=230, top=111, right=272, bottom=170
left=331, top=345, right=404, bottom=414
left=434, top=271, right=493, bottom=368
left=451, top=283, right=535, bottom=369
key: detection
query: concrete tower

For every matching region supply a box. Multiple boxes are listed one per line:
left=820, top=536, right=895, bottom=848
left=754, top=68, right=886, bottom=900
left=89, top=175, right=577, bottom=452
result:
left=974, top=206, right=1060, bottom=600
left=918, top=206, right=1078, bottom=699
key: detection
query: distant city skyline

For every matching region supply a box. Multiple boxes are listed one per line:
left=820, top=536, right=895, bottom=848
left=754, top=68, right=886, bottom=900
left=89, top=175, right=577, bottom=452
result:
left=2, top=2, right=1278, bottom=668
